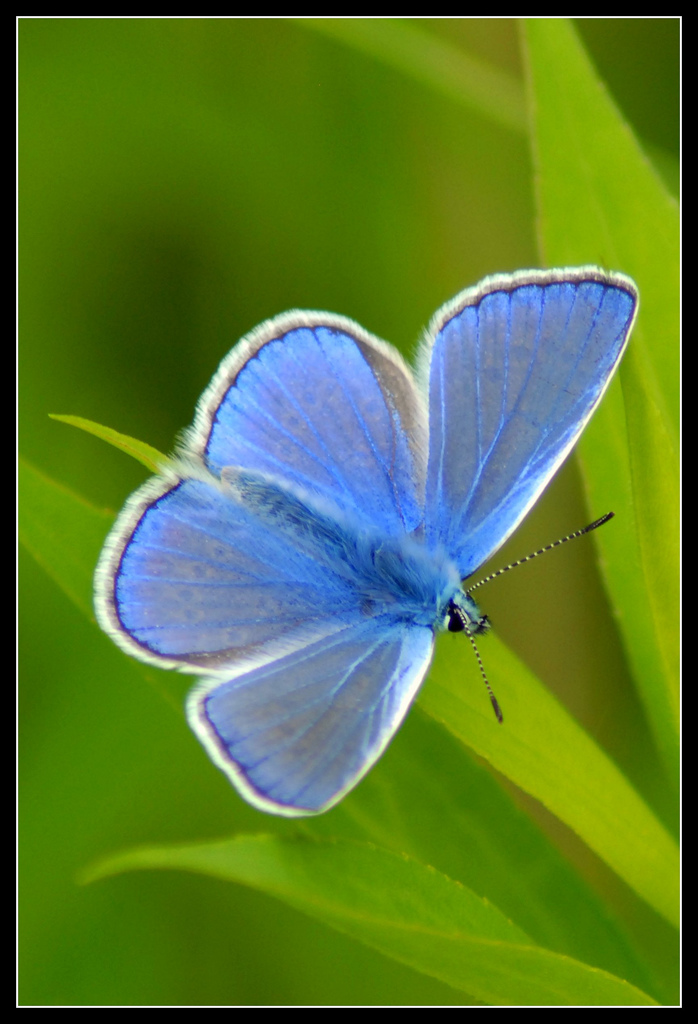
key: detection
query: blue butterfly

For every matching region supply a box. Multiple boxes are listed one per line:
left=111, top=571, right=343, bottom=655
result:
left=95, top=267, right=638, bottom=816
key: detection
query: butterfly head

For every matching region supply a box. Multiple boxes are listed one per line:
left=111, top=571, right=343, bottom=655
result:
left=444, top=590, right=490, bottom=636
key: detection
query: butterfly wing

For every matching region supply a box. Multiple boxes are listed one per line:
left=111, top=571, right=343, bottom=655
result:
left=95, top=472, right=372, bottom=673
left=422, top=267, right=638, bottom=578
left=188, top=617, right=434, bottom=815
left=96, top=469, right=435, bottom=816
left=96, top=313, right=429, bottom=670
left=187, top=310, right=428, bottom=535
left=94, top=313, right=433, bottom=814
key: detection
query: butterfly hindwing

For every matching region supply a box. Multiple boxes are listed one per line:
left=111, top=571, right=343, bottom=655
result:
left=187, top=617, right=434, bottom=815
left=95, top=471, right=374, bottom=673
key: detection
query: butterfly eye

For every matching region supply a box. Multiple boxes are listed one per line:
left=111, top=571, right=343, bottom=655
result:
left=446, top=605, right=465, bottom=632
left=446, top=601, right=490, bottom=636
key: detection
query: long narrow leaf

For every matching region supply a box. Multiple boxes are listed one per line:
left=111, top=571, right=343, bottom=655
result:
left=21, top=455, right=677, bottom=929
left=85, top=835, right=657, bottom=1006
left=421, top=637, right=678, bottom=928
left=49, top=415, right=170, bottom=474
left=522, top=18, right=679, bottom=780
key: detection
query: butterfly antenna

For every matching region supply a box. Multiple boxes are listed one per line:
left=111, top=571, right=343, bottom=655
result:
left=467, top=512, right=615, bottom=595
left=449, top=604, right=503, bottom=724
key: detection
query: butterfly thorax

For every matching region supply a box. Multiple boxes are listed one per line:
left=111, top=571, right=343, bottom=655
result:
left=221, top=464, right=474, bottom=633
left=351, top=530, right=479, bottom=634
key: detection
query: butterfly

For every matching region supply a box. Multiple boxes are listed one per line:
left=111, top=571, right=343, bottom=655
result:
left=95, top=267, right=638, bottom=816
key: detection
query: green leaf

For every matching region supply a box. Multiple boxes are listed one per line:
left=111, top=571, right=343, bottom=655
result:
left=522, top=19, right=679, bottom=783
left=49, top=414, right=170, bottom=474
left=298, top=18, right=527, bottom=134
left=421, top=635, right=678, bottom=929
left=85, top=834, right=656, bottom=1006
left=20, top=456, right=678, bottom=933
left=19, top=452, right=665, bottom=996
left=18, top=456, right=114, bottom=618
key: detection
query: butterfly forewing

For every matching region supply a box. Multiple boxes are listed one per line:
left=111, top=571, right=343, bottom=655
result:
left=423, top=268, right=638, bottom=577
left=188, top=312, right=428, bottom=535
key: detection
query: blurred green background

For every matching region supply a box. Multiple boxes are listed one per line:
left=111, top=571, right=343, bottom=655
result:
left=19, top=19, right=678, bottom=1005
